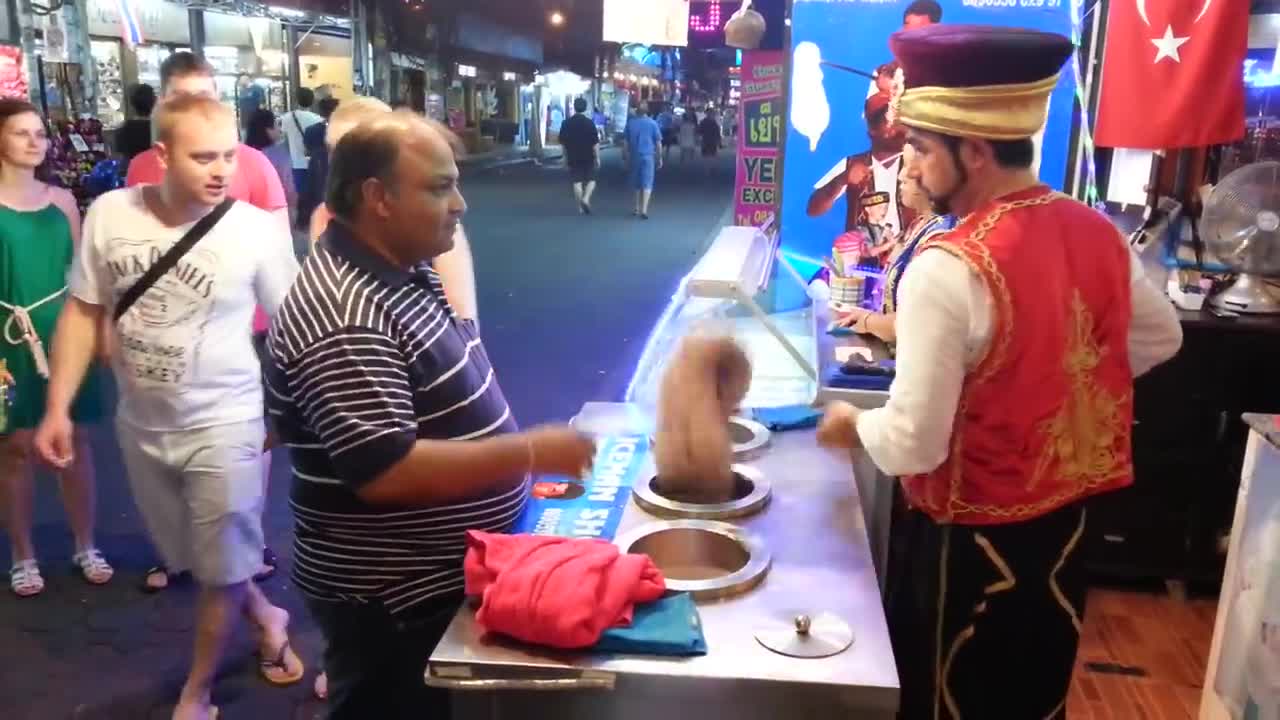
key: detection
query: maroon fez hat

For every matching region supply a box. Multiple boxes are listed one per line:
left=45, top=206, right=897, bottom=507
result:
left=887, top=24, right=1074, bottom=140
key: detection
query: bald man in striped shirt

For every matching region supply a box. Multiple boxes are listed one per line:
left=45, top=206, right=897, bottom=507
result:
left=266, top=111, right=595, bottom=719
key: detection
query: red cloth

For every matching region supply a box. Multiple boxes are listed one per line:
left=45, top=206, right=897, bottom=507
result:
left=127, top=143, right=289, bottom=334
left=464, top=531, right=666, bottom=649
left=903, top=186, right=1134, bottom=525
left=1095, top=0, right=1246, bottom=149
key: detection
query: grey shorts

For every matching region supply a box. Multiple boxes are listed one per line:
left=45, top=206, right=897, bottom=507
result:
left=117, top=417, right=267, bottom=587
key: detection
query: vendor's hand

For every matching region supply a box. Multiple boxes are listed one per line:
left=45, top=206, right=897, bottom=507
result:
left=836, top=308, right=870, bottom=329
left=34, top=411, right=75, bottom=469
left=0, top=367, right=12, bottom=386
left=817, top=401, right=863, bottom=451
left=525, top=426, right=597, bottom=479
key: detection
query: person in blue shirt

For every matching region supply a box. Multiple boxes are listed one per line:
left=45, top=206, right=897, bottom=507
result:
left=624, top=104, right=663, bottom=219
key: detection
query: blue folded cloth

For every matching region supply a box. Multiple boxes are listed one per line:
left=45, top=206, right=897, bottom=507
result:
left=592, top=592, right=707, bottom=657
left=825, top=370, right=893, bottom=391
left=752, top=405, right=822, bottom=432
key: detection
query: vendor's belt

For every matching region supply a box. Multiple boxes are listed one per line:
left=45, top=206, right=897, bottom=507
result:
left=1, top=287, right=66, bottom=379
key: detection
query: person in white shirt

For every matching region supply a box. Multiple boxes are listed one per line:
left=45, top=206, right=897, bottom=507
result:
left=35, top=95, right=303, bottom=720
left=817, top=25, right=1182, bottom=719
left=277, top=86, right=323, bottom=201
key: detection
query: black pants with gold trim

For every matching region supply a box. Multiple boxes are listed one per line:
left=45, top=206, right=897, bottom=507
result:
left=884, top=497, right=1088, bottom=720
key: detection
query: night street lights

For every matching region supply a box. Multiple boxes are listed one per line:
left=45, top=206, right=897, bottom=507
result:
left=549, top=10, right=565, bottom=26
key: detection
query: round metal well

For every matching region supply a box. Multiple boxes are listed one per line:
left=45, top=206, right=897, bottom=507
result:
left=616, top=520, right=771, bottom=601
left=726, top=416, right=771, bottom=456
left=634, top=464, right=772, bottom=520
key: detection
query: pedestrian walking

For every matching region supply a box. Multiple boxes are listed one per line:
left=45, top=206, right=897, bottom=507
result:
left=0, top=98, right=111, bottom=597
left=125, top=52, right=290, bottom=591
left=559, top=98, right=600, bottom=214
left=624, top=104, right=663, bottom=219
left=678, top=107, right=698, bottom=164
left=36, top=94, right=304, bottom=720
left=277, top=87, right=323, bottom=200
left=698, top=109, right=723, bottom=175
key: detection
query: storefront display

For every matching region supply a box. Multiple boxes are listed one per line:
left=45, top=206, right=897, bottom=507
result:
left=90, top=39, right=124, bottom=129
left=204, top=13, right=291, bottom=122
left=297, top=31, right=354, bottom=102
left=47, top=117, right=118, bottom=211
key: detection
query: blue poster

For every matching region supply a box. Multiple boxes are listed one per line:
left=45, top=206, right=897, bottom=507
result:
left=512, top=435, right=650, bottom=541
left=779, top=0, right=1076, bottom=306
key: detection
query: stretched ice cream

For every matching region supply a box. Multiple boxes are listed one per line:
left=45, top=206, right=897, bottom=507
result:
left=654, top=336, right=752, bottom=502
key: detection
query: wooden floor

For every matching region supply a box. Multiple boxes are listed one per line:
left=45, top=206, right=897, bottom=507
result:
left=1068, top=588, right=1219, bottom=719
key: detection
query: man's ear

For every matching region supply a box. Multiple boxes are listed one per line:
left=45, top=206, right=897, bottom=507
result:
left=361, top=177, right=393, bottom=220
left=154, top=141, right=170, bottom=172
left=958, top=138, right=990, bottom=172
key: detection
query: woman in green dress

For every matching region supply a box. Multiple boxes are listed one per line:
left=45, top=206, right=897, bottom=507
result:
left=0, top=99, right=112, bottom=596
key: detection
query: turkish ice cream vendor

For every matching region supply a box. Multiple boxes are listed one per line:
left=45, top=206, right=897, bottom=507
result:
left=816, top=24, right=1184, bottom=719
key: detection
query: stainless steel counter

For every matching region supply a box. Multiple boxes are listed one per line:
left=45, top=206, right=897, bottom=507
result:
left=427, top=402, right=900, bottom=719
left=812, top=301, right=896, bottom=584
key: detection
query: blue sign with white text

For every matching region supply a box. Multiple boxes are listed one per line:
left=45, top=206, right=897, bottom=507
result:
left=513, top=435, right=650, bottom=541
left=778, top=0, right=1076, bottom=310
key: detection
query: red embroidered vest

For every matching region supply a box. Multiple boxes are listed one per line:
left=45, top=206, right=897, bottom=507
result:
left=901, top=186, right=1135, bottom=525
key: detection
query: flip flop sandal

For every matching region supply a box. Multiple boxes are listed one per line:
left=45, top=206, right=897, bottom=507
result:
left=259, top=640, right=305, bottom=686
left=314, top=671, right=328, bottom=700
left=72, top=548, right=114, bottom=585
left=253, top=547, right=278, bottom=582
left=10, top=560, right=44, bottom=597
left=140, top=565, right=170, bottom=593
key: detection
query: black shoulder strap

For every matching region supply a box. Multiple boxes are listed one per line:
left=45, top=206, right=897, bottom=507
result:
left=113, top=198, right=235, bottom=323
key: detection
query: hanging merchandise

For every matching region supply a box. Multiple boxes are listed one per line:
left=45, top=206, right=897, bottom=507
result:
left=46, top=118, right=118, bottom=212
left=0, top=46, right=27, bottom=99
left=41, top=11, right=70, bottom=64
left=1094, top=0, right=1247, bottom=149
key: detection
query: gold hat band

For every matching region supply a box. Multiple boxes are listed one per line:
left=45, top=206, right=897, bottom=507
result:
left=896, top=73, right=1061, bottom=141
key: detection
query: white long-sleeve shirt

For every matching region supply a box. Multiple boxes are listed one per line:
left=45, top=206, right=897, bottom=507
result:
left=855, top=238, right=1183, bottom=477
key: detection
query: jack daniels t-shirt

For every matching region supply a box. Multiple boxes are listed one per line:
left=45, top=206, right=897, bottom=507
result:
left=68, top=186, right=298, bottom=432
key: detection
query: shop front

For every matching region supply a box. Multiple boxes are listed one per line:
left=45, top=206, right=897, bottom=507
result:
left=445, top=13, right=540, bottom=152
left=534, top=69, right=590, bottom=149
left=85, top=0, right=351, bottom=131
left=297, top=30, right=354, bottom=103
left=390, top=52, right=443, bottom=116
left=86, top=0, right=191, bottom=129
left=202, top=11, right=290, bottom=121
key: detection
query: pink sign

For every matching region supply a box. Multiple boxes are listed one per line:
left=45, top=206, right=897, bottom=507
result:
left=733, top=50, right=784, bottom=228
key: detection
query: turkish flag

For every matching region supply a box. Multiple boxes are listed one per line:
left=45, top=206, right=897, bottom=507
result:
left=1095, top=0, right=1247, bottom=149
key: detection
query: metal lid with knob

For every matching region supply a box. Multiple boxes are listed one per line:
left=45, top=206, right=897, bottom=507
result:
left=754, top=611, right=854, bottom=658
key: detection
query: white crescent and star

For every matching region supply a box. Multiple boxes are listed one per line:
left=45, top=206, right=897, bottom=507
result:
left=1134, top=0, right=1215, bottom=64
left=1150, top=25, right=1190, bottom=63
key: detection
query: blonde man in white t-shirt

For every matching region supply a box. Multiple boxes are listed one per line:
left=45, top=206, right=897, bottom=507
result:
left=35, top=95, right=303, bottom=720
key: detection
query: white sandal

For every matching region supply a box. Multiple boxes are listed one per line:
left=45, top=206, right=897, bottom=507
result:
left=10, top=559, right=44, bottom=597
left=72, top=548, right=114, bottom=585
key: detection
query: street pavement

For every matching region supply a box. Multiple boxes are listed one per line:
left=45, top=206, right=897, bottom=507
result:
left=0, top=147, right=736, bottom=720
